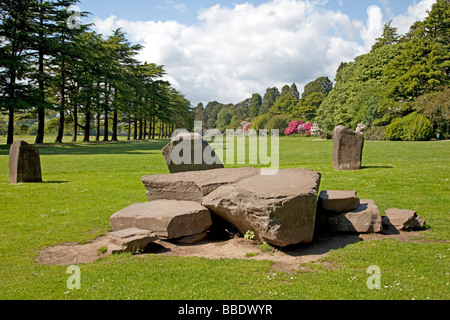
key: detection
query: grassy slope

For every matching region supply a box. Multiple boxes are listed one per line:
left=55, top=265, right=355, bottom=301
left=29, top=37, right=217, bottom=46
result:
left=0, top=136, right=448, bottom=300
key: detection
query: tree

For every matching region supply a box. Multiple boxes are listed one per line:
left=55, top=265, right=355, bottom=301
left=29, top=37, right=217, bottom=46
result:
left=259, top=87, right=279, bottom=115
left=372, top=20, right=400, bottom=51
left=302, top=76, right=333, bottom=99
left=0, top=0, right=37, bottom=145
left=293, top=91, right=325, bottom=121
left=271, top=84, right=299, bottom=115
left=413, top=87, right=450, bottom=138
left=248, top=93, right=262, bottom=119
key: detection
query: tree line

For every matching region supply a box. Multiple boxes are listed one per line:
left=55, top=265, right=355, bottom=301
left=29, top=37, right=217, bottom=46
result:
left=317, top=0, right=449, bottom=140
left=0, top=0, right=193, bottom=145
left=194, top=76, right=333, bottom=133
left=195, top=0, right=449, bottom=141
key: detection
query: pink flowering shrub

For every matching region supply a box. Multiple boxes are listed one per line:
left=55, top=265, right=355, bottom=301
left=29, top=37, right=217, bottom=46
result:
left=285, top=120, right=313, bottom=136
left=303, top=122, right=313, bottom=135
left=243, top=123, right=251, bottom=133
left=285, top=121, right=303, bottom=135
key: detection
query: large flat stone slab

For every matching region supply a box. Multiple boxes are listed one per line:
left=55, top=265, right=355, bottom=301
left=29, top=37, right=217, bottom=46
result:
left=162, top=132, right=224, bottom=173
left=202, top=169, right=321, bottom=247
left=318, top=190, right=360, bottom=213
left=142, top=167, right=260, bottom=203
left=110, top=200, right=212, bottom=239
left=327, top=199, right=383, bottom=233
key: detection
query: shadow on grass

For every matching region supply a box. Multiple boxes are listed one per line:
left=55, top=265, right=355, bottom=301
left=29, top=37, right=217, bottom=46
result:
left=361, top=165, right=394, bottom=169
left=0, top=139, right=170, bottom=156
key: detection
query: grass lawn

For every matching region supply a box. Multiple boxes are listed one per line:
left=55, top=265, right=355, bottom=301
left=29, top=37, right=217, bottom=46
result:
left=0, top=135, right=448, bottom=300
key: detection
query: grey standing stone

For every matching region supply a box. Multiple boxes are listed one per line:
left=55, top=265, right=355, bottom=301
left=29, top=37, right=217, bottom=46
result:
left=162, top=132, right=224, bottom=174
left=332, top=125, right=364, bottom=170
left=9, top=141, right=42, bottom=184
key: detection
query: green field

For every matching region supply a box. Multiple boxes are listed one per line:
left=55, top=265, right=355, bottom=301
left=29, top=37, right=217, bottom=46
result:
left=0, top=136, right=448, bottom=300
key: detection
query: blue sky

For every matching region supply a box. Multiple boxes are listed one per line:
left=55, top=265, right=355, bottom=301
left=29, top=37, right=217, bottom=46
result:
left=77, top=0, right=436, bottom=105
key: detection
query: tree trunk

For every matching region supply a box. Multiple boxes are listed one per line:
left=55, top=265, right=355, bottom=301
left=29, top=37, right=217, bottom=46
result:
left=103, top=110, right=109, bottom=141
left=7, top=105, right=14, bottom=145
left=7, top=70, right=16, bottom=145
left=151, top=120, right=156, bottom=140
left=127, top=120, right=131, bottom=141
left=72, top=104, right=78, bottom=142
left=111, top=89, right=118, bottom=141
left=83, top=110, right=91, bottom=142
left=111, top=110, right=118, bottom=141
left=143, top=119, right=147, bottom=139
left=139, top=118, right=143, bottom=140
left=55, top=62, right=66, bottom=144
left=96, top=113, right=101, bottom=142
left=133, top=118, right=138, bottom=140
left=35, top=7, right=45, bottom=144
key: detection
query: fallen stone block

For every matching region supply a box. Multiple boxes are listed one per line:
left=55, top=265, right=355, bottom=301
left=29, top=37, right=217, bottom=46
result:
left=332, top=125, right=364, bottom=170
left=327, top=199, right=383, bottom=233
left=203, top=169, right=321, bottom=247
left=110, top=200, right=212, bottom=239
left=142, top=167, right=260, bottom=203
left=383, top=208, right=426, bottom=231
left=107, top=228, right=158, bottom=254
left=9, top=140, right=42, bottom=184
left=162, top=132, right=224, bottom=173
left=318, top=190, right=360, bottom=213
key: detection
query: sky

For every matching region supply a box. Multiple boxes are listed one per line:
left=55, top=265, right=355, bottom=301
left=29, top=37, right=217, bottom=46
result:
left=77, top=0, right=437, bottom=106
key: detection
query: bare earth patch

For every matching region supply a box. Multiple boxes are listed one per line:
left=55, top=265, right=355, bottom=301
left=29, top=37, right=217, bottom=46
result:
left=36, top=230, right=424, bottom=273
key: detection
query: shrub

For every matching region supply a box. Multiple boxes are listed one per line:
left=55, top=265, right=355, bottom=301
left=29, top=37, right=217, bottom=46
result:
left=285, top=120, right=302, bottom=135
left=402, top=113, right=433, bottom=141
left=385, top=119, right=404, bottom=141
left=364, top=126, right=386, bottom=141
left=385, top=113, right=433, bottom=141
left=265, top=115, right=291, bottom=134
left=250, top=114, right=272, bottom=132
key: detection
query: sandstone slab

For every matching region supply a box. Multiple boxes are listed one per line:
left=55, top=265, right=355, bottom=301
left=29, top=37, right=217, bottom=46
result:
left=332, top=125, right=364, bottom=171
left=142, top=167, right=260, bottom=203
left=110, top=200, right=212, bottom=239
left=318, top=190, right=360, bottom=213
left=9, top=141, right=42, bottom=183
left=202, top=169, right=321, bottom=247
left=383, top=208, right=426, bottom=231
left=327, top=199, right=382, bottom=233
left=162, top=132, right=224, bottom=173
left=108, top=228, right=158, bottom=254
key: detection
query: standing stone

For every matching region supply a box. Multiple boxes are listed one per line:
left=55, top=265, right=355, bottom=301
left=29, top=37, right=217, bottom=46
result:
left=202, top=169, right=321, bottom=247
left=9, top=141, right=42, bottom=184
left=332, top=125, right=365, bottom=170
left=110, top=200, right=212, bottom=239
left=162, top=132, right=224, bottom=174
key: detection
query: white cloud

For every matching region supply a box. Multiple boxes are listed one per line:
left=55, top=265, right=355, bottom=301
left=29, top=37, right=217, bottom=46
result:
left=360, top=5, right=384, bottom=49
left=392, top=0, right=436, bottom=35
left=90, top=0, right=435, bottom=106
